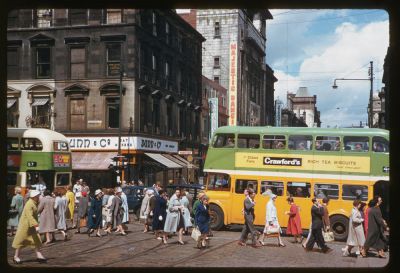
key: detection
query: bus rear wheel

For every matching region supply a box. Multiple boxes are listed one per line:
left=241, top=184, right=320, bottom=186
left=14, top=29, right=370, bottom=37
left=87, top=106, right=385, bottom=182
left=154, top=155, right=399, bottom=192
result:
left=330, top=215, right=349, bottom=241
left=209, top=204, right=224, bottom=230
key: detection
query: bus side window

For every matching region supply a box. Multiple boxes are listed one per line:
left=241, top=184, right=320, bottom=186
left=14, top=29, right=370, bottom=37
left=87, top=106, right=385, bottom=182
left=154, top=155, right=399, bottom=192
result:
left=343, top=136, right=369, bottom=152
left=315, top=136, right=340, bottom=151
left=287, top=182, right=311, bottom=198
left=314, top=184, right=339, bottom=199
left=21, top=138, right=43, bottom=151
left=372, top=136, right=389, bottom=153
left=262, top=135, right=286, bottom=150
left=207, top=173, right=231, bottom=191
left=213, top=134, right=235, bottom=148
left=288, top=135, right=313, bottom=151
left=261, top=181, right=284, bottom=196
left=235, top=179, right=258, bottom=194
left=237, top=134, right=260, bottom=149
left=342, top=185, right=368, bottom=201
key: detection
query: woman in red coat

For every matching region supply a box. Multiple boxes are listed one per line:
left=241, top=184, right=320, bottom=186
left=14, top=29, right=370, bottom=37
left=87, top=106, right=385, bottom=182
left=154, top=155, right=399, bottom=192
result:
left=285, top=197, right=303, bottom=243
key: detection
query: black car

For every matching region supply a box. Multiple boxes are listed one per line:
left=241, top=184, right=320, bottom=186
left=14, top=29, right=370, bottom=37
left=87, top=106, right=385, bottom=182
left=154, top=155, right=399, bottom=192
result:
left=122, top=186, right=145, bottom=220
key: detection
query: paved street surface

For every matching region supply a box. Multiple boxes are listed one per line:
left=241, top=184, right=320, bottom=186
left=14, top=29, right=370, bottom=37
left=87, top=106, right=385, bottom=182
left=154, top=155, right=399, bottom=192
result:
left=7, top=218, right=389, bottom=268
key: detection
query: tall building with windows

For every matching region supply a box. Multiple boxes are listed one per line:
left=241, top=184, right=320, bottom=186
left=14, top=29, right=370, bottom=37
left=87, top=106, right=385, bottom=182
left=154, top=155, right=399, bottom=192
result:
left=178, top=9, right=276, bottom=126
left=286, top=87, right=321, bottom=128
left=7, top=9, right=204, bottom=188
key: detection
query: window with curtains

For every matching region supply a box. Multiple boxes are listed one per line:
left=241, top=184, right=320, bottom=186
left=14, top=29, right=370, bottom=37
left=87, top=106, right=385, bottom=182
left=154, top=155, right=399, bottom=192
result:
left=31, top=97, right=51, bottom=128
left=7, top=98, right=18, bottom=128
left=36, top=9, right=52, bottom=28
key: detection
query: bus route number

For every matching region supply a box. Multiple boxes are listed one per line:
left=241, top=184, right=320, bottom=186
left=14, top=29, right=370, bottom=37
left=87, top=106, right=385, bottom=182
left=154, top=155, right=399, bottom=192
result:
left=27, top=161, right=37, bottom=167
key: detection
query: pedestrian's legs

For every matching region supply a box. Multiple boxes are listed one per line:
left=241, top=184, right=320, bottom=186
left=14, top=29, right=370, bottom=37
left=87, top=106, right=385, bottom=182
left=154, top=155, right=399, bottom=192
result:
left=315, top=228, right=328, bottom=251
left=34, top=247, right=46, bottom=259
left=45, top=232, right=51, bottom=243
left=305, top=230, right=316, bottom=250
left=247, top=220, right=258, bottom=245
left=178, top=228, right=184, bottom=243
left=239, top=222, right=250, bottom=243
left=303, top=223, right=312, bottom=248
left=14, top=248, right=21, bottom=259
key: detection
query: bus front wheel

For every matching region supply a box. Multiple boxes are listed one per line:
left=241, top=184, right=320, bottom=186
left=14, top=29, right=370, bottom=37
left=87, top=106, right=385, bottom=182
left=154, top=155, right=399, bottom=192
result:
left=209, top=204, right=224, bottom=230
left=330, top=215, right=349, bottom=241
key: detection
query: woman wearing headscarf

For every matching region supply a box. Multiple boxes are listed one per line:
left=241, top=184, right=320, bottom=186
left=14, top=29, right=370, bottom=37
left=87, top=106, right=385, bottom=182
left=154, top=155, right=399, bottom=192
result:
left=111, top=187, right=126, bottom=235
left=7, top=186, right=24, bottom=237
left=195, top=195, right=211, bottom=249
left=104, top=188, right=115, bottom=234
left=87, top=189, right=103, bottom=237
left=164, top=188, right=185, bottom=245
left=285, top=197, right=303, bottom=243
left=12, top=190, right=46, bottom=264
left=54, top=190, right=68, bottom=240
left=152, top=190, right=168, bottom=244
left=361, top=196, right=388, bottom=258
left=343, top=199, right=366, bottom=256
left=76, top=191, right=89, bottom=234
left=38, top=189, right=56, bottom=245
left=259, top=193, right=285, bottom=247
left=180, top=190, right=193, bottom=234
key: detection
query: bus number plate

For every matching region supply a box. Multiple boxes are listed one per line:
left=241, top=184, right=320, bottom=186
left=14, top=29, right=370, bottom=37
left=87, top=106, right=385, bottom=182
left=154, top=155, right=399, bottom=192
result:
left=27, top=161, right=37, bottom=167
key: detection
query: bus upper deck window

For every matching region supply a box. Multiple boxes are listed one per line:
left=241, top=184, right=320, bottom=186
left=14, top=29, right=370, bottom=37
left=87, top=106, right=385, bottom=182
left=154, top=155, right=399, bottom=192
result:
left=21, top=138, right=43, bottom=151
left=343, top=136, right=369, bottom=152
left=315, top=136, right=340, bottom=151
left=262, top=135, right=286, bottom=149
left=238, top=134, right=260, bottom=149
left=288, top=135, right=312, bottom=151
left=372, top=136, right=389, bottom=153
left=213, top=134, right=235, bottom=148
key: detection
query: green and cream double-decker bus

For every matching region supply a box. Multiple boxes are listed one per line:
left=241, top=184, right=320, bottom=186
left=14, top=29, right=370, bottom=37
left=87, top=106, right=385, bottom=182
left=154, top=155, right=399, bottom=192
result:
left=7, top=128, right=72, bottom=196
left=204, top=126, right=389, bottom=240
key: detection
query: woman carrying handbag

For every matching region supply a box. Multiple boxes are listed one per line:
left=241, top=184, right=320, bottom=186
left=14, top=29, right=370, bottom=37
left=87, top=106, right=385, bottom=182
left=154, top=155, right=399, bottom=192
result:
left=259, top=192, right=285, bottom=247
left=194, top=195, right=210, bottom=249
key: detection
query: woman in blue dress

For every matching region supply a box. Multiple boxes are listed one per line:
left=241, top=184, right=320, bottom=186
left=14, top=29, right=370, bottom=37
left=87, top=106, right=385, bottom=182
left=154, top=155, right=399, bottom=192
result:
left=195, top=195, right=210, bottom=249
left=87, top=189, right=103, bottom=237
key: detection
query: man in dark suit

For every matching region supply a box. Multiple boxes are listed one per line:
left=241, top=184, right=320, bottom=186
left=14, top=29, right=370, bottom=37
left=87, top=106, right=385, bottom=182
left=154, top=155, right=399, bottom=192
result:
left=305, top=198, right=332, bottom=253
left=238, top=189, right=262, bottom=248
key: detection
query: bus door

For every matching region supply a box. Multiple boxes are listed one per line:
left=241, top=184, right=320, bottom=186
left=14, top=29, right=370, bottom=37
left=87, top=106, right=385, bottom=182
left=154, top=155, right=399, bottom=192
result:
left=231, top=178, right=258, bottom=224
left=374, top=180, right=390, bottom=222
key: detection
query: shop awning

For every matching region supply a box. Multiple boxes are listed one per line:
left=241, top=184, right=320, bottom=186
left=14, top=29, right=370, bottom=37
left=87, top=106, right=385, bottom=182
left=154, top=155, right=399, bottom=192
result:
left=32, top=97, right=49, bottom=106
left=72, top=152, right=116, bottom=170
left=163, top=154, right=188, bottom=168
left=172, top=154, right=198, bottom=169
left=144, top=153, right=182, bottom=169
left=7, top=98, right=17, bottom=109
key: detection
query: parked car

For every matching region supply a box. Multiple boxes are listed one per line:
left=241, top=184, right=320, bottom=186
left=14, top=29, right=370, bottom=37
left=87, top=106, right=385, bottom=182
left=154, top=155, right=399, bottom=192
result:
left=122, top=186, right=145, bottom=221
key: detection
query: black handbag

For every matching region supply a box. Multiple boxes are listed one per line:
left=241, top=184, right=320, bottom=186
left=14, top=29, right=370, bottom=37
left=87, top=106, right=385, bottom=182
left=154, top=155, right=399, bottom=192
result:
left=8, top=208, right=18, bottom=217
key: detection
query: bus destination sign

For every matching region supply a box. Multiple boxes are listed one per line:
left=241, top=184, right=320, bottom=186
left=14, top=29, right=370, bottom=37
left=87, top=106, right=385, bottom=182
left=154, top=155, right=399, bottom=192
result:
left=53, top=154, right=71, bottom=168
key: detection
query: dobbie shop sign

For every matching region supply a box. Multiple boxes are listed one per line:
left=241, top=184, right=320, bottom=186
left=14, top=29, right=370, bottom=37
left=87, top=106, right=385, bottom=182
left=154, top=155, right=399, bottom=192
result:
left=68, top=136, right=178, bottom=153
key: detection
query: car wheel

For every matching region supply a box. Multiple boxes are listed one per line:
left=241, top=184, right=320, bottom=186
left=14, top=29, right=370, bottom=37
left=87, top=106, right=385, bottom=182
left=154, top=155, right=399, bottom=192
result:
left=209, top=204, right=224, bottom=231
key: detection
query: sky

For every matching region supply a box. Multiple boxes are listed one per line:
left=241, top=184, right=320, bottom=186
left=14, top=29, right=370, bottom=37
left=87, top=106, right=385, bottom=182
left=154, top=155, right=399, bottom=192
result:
left=266, top=9, right=389, bottom=128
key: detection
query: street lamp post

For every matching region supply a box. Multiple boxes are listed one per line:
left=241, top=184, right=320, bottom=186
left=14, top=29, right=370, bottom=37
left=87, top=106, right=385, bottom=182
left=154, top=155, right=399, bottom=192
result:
left=332, top=61, right=373, bottom=127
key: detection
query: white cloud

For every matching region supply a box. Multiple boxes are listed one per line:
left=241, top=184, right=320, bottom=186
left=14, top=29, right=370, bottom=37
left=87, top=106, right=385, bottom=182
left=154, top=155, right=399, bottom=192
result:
left=271, top=19, right=389, bottom=127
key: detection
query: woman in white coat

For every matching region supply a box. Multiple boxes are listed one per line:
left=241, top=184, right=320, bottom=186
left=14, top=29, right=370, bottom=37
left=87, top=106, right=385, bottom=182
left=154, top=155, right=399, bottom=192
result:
left=104, top=188, right=115, bottom=234
left=259, top=192, right=285, bottom=247
left=139, top=189, right=153, bottom=232
left=163, top=188, right=185, bottom=245
left=343, top=199, right=365, bottom=256
left=121, top=190, right=129, bottom=227
left=180, top=191, right=192, bottom=233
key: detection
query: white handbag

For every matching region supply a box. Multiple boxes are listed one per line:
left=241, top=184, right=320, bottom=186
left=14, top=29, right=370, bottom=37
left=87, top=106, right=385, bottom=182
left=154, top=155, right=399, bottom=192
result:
left=323, top=231, right=335, bottom=242
left=191, top=227, right=201, bottom=241
left=266, top=225, right=280, bottom=234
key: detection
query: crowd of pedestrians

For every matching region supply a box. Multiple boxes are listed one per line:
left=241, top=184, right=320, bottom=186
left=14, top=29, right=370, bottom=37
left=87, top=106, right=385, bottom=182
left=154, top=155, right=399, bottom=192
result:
left=8, top=178, right=389, bottom=264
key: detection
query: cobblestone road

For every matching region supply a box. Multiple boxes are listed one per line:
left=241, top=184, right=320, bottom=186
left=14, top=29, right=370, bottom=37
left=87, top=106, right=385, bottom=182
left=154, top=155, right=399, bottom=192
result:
left=7, top=219, right=389, bottom=268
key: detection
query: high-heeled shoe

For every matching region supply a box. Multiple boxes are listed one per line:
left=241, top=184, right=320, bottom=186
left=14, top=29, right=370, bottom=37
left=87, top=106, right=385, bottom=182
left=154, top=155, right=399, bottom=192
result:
left=88, top=229, right=94, bottom=237
left=178, top=241, right=185, bottom=245
left=278, top=242, right=286, bottom=247
left=12, top=257, right=22, bottom=264
left=258, top=240, right=266, bottom=246
left=120, top=232, right=127, bottom=236
left=95, top=233, right=102, bottom=237
left=163, top=239, right=168, bottom=245
left=37, top=257, right=47, bottom=263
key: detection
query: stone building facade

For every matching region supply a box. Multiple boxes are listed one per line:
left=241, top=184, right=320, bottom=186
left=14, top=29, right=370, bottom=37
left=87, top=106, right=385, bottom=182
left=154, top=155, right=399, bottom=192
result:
left=7, top=9, right=204, bottom=187
left=179, top=9, right=276, bottom=126
left=286, top=87, right=321, bottom=128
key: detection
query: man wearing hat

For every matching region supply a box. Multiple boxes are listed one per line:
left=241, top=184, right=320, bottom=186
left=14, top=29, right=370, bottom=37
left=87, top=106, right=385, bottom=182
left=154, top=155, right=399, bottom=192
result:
left=12, top=190, right=47, bottom=264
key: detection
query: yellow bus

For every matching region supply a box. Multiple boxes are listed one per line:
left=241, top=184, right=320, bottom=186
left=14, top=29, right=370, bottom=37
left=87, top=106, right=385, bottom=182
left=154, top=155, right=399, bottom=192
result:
left=203, top=126, right=389, bottom=241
